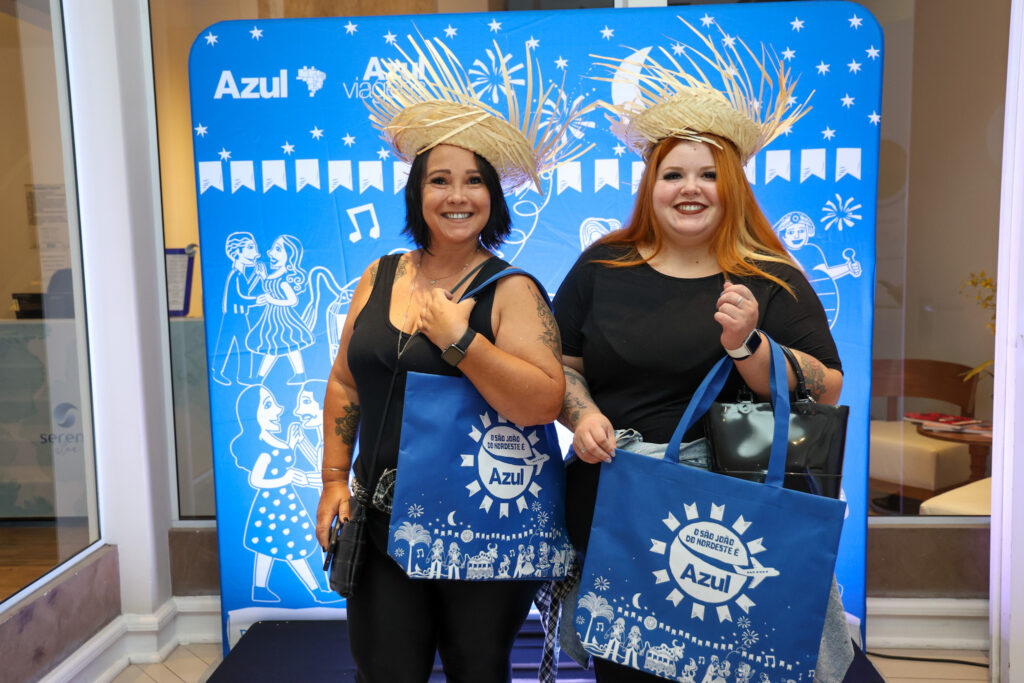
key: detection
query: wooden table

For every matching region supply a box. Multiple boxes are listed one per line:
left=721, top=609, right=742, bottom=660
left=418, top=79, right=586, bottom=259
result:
left=916, top=425, right=992, bottom=482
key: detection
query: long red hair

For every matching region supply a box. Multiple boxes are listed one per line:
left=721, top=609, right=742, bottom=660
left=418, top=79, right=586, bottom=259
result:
left=595, top=135, right=795, bottom=294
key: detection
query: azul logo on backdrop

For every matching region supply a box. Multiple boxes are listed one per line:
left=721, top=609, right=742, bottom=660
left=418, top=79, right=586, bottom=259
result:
left=213, top=66, right=326, bottom=99
left=650, top=502, right=779, bottom=623
left=461, top=412, right=551, bottom=518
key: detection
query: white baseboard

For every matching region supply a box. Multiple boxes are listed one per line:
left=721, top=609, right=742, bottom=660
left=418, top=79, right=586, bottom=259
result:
left=865, top=597, right=990, bottom=650
left=41, top=596, right=222, bottom=683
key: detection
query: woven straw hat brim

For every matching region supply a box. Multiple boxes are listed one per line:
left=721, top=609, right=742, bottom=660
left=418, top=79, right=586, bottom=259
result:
left=618, top=93, right=763, bottom=160
left=387, top=102, right=540, bottom=190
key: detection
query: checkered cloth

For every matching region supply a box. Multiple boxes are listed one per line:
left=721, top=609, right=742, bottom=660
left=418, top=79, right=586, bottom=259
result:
left=534, top=558, right=582, bottom=683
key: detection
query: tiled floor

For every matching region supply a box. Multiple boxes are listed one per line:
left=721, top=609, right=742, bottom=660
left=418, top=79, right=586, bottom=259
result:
left=111, top=644, right=990, bottom=682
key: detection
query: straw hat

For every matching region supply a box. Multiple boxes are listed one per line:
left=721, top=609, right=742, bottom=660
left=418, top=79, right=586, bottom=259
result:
left=593, top=19, right=812, bottom=162
left=368, top=36, right=590, bottom=191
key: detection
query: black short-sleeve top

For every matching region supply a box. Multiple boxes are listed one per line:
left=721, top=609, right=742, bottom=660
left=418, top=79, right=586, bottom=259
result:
left=553, top=243, right=842, bottom=550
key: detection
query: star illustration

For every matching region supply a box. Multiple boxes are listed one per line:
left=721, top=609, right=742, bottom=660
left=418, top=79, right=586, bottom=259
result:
left=787, top=95, right=797, bottom=107
left=282, top=141, right=295, bottom=155
left=700, top=13, right=715, bottom=28
left=781, top=123, right=793, bottom=136
left=613, top=143, right=626, bottom=156
left=866, top=45, right=880, bottom=60
left=377, top=147, right=391, bottom=160
left=310, top=126, right=324, bottom=140
left=204, top=31, right=218, bottom=46
left=250, top=26, right=263, bottom=40
left=868, top=111, right=881, bottom=125
left=600, top=26, right=614, bottom=40
left=849, top=14, right=864, bottom=29
left=790, top=17, right=805, bottom=32
left=822, top=126, right=836, bottom=141
left=555, top=56, right=568, bottom=70
left=194, top=123, right=208, bottom=137
left=526, top=36, right=540, bottom=49
left=218, top=148, right=231, bottom=160
left=383, top=30, right=397, bottom=45
left=816, top=61, right=830, bottom=75
left=342, top=133, right=356, bottom=146
left=672, top=42, right=685, bottom=56
left=721, top=34, right=736, bottom=48
left=344, top=21, right=357, bottom=35
left=848, top=59, right=862, bottom=73
left=444, top=25, right=457, bottom=39
left=841, top=94, right=855, bottom=108
left=488, top=18, right=502, bottom=33
left=781, top=47, right=796, bottom=61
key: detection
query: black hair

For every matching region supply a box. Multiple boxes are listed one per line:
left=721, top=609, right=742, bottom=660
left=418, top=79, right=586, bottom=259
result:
left=403, top=147, right=511, bottom=252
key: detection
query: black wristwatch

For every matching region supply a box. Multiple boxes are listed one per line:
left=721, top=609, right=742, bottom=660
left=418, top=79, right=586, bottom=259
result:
left=726, top=330, right=763, bottom=360
left=441, top=328, right=477, bottom=367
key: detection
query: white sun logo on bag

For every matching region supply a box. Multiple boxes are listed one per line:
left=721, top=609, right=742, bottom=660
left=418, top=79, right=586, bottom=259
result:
left=649, top=502, right=779, bottom=623
left=461, top=412, right=550, bottom=518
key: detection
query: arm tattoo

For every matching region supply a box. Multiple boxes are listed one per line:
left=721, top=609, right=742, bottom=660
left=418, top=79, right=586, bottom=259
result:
left=559, top=367, right=596, bottom=429
left=794, top=351, right=828, bottom=400
left=531, top=288, right=562, bottom=360
left=334, top=404, right=361, bottom=447
left=368, top=262, right=379, bottom=287
left=395, top=254, right=408, bottom=280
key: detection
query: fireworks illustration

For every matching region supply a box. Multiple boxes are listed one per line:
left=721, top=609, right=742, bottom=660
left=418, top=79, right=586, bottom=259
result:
left=821, top=194, right=862, bottom=231
left=468, top=48, right=525, bottom=104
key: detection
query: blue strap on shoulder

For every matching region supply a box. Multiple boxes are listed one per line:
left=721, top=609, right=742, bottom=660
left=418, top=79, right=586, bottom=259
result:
left=459, top=267, right=552, bottom=307
left=664, top=332, right=791, bottom=489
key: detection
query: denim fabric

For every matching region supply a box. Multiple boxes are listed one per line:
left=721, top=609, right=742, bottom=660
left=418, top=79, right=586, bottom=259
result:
left=555, top=429, right=855, bottom=680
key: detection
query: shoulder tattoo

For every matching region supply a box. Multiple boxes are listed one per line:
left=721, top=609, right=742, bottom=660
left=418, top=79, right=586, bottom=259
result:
left=334, top=404, right=360, bottom=447
left=531, top=287, right=561, bottom=360
left=368, top=262, right=379, bottom=287
left=395, top=254, right=408, bottom=280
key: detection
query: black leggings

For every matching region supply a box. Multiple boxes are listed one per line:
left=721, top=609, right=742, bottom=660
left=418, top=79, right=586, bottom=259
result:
left=346, top=536, right=540, bottom=683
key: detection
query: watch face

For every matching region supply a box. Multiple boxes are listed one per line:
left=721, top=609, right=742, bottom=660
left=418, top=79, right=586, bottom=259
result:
left=441, top=344, right=466, bottom=366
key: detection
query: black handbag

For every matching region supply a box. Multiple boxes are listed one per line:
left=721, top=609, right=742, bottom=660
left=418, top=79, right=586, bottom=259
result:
left=324, top=500, right=368, bottom=598
left=705, top=343, right=849, bottom=498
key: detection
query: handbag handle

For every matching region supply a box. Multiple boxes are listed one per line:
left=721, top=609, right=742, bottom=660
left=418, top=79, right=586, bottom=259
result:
left=666, top=332, right=791, bottom=489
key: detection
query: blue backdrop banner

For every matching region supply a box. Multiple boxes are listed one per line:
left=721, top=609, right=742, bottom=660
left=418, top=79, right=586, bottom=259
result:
left=189, top=1, right=881, bottom=649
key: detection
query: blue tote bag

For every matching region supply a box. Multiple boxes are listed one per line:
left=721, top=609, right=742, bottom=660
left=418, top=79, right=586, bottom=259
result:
left=387, top=269, right=572, bottom=581
left=574, top=337, right=845, bottom=681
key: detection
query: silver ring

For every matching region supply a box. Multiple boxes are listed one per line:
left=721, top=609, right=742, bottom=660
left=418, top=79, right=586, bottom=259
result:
left=579, top=446, right=587, bottom=455
left=735, top=295, right=743, bottom=306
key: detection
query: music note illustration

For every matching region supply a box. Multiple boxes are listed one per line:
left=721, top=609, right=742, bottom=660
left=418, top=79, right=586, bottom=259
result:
left=765, top=654, right=775, bottom=667
left=346, top=203, right=381, bottom=243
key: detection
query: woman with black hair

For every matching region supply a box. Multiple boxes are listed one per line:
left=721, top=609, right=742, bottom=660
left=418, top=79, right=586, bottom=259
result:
left=315, top=36, right=586, bottom=682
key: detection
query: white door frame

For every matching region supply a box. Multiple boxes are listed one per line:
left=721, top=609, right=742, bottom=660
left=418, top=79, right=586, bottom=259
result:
left=991, top=0, right=1023, bottom=679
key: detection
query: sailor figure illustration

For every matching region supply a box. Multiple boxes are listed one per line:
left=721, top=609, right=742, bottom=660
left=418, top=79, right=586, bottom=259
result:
left=246, top=235, right=315, bottom=384
left=428, top=538, right=445, bottom=579
left=212, top=232, right=260, bottom=386
left=602, top=617, right=626, bottom=662
left=446, top=542, right=463, bottom=579
left=773, top=211, right=862, bottom=328
left=623, top=625, right=643, bottom=668
left=735, top=661, right=754, bottom=683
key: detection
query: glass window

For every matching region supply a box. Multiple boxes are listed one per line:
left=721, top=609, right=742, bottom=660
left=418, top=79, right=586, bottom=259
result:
left=0, top=0, right=99, bottom=603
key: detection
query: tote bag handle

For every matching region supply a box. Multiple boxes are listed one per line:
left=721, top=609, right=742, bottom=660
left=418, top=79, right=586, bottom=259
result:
left=459, top=267, right=551, bottom=307
left=666, top=333, right=791, bottom=489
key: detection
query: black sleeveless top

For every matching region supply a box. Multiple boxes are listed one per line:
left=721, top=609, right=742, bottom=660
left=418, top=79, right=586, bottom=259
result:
left=347, top=253, right=509, bottom=496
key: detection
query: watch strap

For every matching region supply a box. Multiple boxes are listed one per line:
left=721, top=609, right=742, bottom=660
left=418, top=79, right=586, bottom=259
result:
left=725, top=329, right=762, bottom=359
